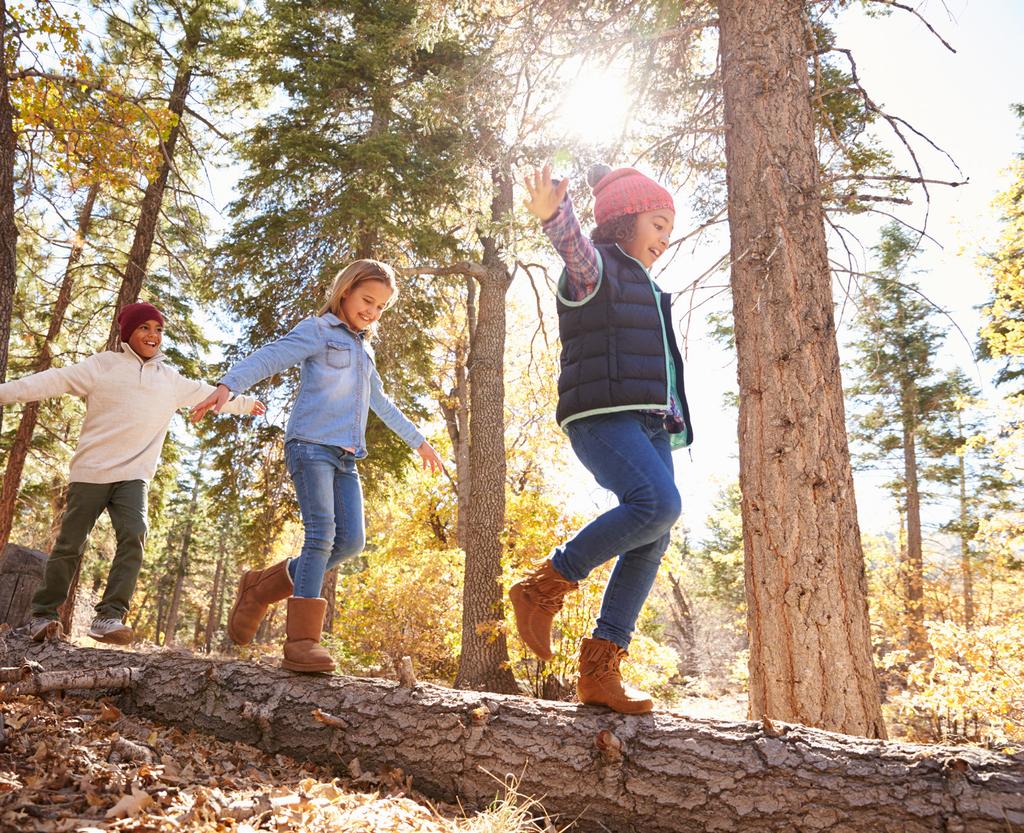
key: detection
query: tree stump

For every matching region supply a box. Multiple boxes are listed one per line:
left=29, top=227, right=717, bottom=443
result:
left=0, top=544, right=46, bottom=626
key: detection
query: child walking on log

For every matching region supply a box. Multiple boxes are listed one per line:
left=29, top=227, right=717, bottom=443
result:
left=191, top=259, right=444, bottom=673
left=1, top=302, right=265, bottom=645
left=511, top=164, right=693, bottom=715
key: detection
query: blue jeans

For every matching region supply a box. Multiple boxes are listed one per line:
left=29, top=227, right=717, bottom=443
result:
left=551, top=412, right=681, bottom=649
left=284, top=440, right=366, bottom=598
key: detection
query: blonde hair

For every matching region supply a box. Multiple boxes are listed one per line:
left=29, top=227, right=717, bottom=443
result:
left=319, top=259, right=399, bottom=336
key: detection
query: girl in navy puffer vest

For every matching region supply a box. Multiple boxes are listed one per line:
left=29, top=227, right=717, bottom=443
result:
left=510, top=164, right=693, bottom=715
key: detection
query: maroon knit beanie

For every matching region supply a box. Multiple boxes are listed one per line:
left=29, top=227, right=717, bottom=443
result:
left=588, top=164, right=674, bottom=226
left=117, top=302, right=165, bottom=343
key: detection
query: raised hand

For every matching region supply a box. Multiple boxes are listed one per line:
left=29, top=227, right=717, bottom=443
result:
left=523, top=163, right=569, bottom=223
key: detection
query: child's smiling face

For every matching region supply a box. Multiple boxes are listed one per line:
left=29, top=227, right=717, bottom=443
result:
left=340, top=279, right=393, bottom=332
left=623, top=208, right=675, bottom=269
left=128, top=320, right=163, bottom=360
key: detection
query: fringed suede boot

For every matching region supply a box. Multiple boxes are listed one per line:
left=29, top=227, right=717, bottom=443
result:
left=509, top=559, right=578, bottom=660
left=577, top=636, right=653, bottom=714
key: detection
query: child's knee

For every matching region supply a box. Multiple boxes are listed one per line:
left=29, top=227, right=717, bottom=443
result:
left=646, top=486, right=682, bottom=533
left=301, top=534, right=333, bottom=558
left=330, top=530, right=365, bottom=563
left=115, top=518, right=148, bottom=544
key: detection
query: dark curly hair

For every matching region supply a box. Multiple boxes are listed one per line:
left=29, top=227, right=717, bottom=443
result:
left=590, top=213, right=638, bottom=246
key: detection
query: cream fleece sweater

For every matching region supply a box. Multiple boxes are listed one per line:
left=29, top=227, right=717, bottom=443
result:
left=0, top=345, right=257, bottom=484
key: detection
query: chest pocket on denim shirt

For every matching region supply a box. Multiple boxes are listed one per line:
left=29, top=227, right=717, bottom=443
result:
left=326, top=342, right=352, bottom=369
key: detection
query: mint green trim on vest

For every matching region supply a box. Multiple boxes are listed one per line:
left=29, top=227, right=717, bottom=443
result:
left=556, top=248, right=604, bottom=307
left=559, top=402, right=672, bottom=431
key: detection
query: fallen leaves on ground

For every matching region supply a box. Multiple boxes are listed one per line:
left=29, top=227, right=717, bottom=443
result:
left=0, top=695, right=553, bottom=832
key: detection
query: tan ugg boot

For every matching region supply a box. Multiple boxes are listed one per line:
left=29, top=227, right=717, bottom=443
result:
left=281, top=596, right=335, bottom=673
left=577, top=636, right=653, bottom=715
left=509, top=559, right=579, bottom=661
left=227, top=558, right=293, bottom=645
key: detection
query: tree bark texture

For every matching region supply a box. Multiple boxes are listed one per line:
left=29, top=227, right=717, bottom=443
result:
left=438, top=276, right=474, bottom=551
left=0, top=0, right=17, bottom=424
left=454, top=165, right=517, bottom=694
left=0, top=544, right=46, bottom=626
left=105, top=47, right=195, bottom=350
left=0, top=183, right=99, bottom=551
left=718, top=0, right=886, bottom=737
left=2, top=636, right=1022, bottom=833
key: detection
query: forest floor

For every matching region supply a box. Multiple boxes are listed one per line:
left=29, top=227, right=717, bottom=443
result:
left=0, top=691, right=560, bottom=833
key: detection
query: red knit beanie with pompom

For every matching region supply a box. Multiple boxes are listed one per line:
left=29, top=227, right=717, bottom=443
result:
left=588, top=164, right=674, bottom=226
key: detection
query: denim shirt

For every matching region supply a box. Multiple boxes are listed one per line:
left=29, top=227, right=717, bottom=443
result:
left=220, top=313, right=425, bottom=458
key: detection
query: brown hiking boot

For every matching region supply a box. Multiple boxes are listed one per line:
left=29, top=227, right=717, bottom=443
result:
left=509, top=559, right=578, bottom=661
left=577, top=636, right=653, bottom=715
left=281, top=597, right=335, bottom=673
left=228, top=558, right=293, bottom=645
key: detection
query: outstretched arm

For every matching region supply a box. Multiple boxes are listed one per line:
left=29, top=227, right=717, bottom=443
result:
left=177, top=377, right=265, bottom=418
left=0, top=354, right=100, bottom=406
left=191, top=318, right=320, bottom=419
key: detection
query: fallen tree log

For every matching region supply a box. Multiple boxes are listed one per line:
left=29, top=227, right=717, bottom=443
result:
left=1, top=634, right=1021, bottom=833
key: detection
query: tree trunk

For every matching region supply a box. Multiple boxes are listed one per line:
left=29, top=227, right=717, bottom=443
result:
left=666, top=570, right=697, bottom=678
left=454, top=165, right=517, bottom=694
left=163, top=457, right=203, bottom=646
left=4, top=636, right=1022, bottom=833
left=718, top=0, right=886, bottom=738
left=323, top=567, right=339, bottom=631
left=204, top=552, right=225, bottom=652
left=957, top=430, right=974, bottom=629
left=56, top=564, right=81, bottom=636
left=901, top=399, right=928, bottom=658
left=0, top=0, right=18, bottom=429
left=0, top=183, right=100, bottom=551
left=0, top=544, right=47, bottom=626
left=438, top=277, right=475, bottom=550
left=105, top=42, right=195, bottom=349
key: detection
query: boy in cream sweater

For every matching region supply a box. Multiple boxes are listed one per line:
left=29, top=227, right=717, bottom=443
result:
left=0, top=302, right=264, bottom=644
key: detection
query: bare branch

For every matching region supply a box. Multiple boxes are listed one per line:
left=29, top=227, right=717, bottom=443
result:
left=398, top=262, right=488, bottom=280
left=862, top=0, right=957, bottom=53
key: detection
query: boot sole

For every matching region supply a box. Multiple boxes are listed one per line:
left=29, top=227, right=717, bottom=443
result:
left=579, top=698, right=654, bottom=715
left=280, top=659, right=335, bottom=673
left=578, top=694, right=654, bottom=715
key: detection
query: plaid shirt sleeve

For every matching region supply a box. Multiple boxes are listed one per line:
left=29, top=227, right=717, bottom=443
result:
left=541, top=192, right=600, bottom=301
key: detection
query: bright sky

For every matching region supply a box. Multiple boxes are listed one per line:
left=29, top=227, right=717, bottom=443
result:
left=557, top=0, right=1024, bottom=541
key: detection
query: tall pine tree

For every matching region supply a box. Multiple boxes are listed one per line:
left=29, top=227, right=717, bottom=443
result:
left=847, top=223, right=959, bottom=658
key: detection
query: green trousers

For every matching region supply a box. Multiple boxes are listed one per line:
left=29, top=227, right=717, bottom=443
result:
left=31, top=480, right=148, bottom=621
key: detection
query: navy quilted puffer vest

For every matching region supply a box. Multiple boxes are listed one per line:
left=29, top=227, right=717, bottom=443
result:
left=555, top=244, right=692, bottom=446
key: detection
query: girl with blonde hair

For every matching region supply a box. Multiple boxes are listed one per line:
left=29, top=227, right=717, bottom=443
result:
left=192, top=259, right=443, bottom=672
